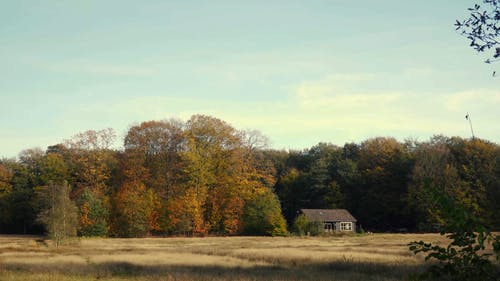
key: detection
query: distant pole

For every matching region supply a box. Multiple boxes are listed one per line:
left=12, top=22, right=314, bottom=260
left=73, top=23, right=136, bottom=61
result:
left=465, top=113, right=475, bottom=140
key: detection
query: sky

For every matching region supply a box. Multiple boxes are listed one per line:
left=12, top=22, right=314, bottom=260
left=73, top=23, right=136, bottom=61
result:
left=1, top=0, right=498, bottom=158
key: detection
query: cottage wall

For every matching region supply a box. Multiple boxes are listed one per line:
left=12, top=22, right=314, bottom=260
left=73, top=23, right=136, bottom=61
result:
left=300, top=209, right=357, bottom=233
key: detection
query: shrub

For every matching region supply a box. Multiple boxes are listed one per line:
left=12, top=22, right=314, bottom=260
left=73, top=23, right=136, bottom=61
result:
left=292, top=214, right=322, bottom=236
left=242, top=189, right=288, bottom=236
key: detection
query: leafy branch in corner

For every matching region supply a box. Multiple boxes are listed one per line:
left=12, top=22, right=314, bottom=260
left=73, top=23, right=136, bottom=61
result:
left=408, top=186, right=500, bottom=281
left=455, top=0, right=499, bottom=63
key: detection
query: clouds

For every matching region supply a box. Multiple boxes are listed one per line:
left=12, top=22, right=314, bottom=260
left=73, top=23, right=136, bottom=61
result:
left=294, top=74, right=401, bottom=110
left=60, top=72, right=498, bottom=153
left=289, top=73, right=499, bottom=142
left=1, top=1, right=499, bottom=158
left=1, top=70, right=498, bottom=158
left=445, top=90, right=500, bottom=112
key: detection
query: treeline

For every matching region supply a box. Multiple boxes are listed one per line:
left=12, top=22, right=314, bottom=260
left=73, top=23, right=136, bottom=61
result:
left=1, top=115, right=499, bottom=236
left=0, top=115, right=286, bottom=237
left=274, top=136, right=500, bottom=232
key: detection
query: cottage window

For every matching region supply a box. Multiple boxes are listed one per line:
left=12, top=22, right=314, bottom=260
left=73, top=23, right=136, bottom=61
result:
left=340, top=222, right=352, bottom=231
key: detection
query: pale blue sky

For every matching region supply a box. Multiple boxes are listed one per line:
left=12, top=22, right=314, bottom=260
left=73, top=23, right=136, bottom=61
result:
left=1, top=0, right=498, bottom=158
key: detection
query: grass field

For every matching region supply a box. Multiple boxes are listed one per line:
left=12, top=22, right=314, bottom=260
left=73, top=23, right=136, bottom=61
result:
left=0, top=234, right=449, bottom=281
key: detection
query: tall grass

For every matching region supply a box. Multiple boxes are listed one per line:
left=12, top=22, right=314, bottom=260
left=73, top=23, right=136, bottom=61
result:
left=0, top=234, right=447, bottom=281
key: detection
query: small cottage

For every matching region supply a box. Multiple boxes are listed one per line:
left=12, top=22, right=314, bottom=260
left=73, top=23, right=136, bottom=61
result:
left=300, top=209, right=357, bottom=233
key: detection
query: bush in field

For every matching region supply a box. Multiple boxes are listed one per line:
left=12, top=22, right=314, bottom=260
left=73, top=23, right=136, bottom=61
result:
left=409, top=187, right=500, bottom=281
left=242, top=189, right=288, bottom=236
left=293, top=214, right=308, bottom=236
left=36, top=181, right=78, bottom=247
left=293, top=214, right=322, bottom=236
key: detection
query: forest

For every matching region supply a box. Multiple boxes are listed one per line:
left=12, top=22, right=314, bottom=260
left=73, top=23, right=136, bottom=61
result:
left=1, top=114, right=499, bottom=237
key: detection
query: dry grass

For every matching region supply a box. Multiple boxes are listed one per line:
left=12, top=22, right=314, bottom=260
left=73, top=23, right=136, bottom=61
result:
left=0, top=234, right=448, bottom=281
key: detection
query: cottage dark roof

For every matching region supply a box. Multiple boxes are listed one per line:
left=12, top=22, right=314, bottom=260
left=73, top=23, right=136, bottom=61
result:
left=301, top=209, right=357, bottom=222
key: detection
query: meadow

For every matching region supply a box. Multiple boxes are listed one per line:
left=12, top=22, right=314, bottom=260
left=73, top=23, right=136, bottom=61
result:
left=0, top=234, right=448, bottom=281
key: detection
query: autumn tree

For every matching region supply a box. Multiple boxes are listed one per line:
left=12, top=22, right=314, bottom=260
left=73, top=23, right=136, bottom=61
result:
left=64, top=128, right=117, bottom=196
left=38, top=153, right=69, bottom=185
left=239, top=130, right=277, bottom=192
left=112, top=180, right=158, bottom=237
left=77, top=188, right=108, bottom=236
left=164, top=186, right=205, bottom=235
left=0, top=162, right=13, bottom=196
left=446, top=137, right=500, bottom=228
left=124, top=119, right=185, bottom=231
left=231, top=130, right=278, bottom=233
left=182, top=115, right=242, bottom=234
left=63, top=129, right=117, bottom=236
left=0, top=162, right=13, bottom=228
left=110, top=152, right=159, bottom=237
left=36, top=181, right=78, bottom=247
